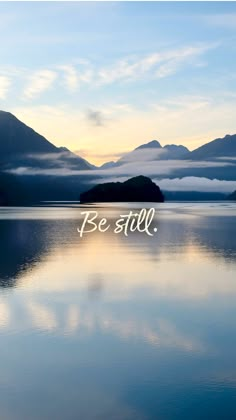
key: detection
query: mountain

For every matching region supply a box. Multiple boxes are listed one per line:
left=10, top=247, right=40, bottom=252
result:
left=135, top=140, right=162, bottom=150
left=99, top=135, right=236, bottom=181
left=0, top=110, right=94, bottom=171
left=80, top=175, right=164, bottom=203
left=1, top=110, right=235, bottom=204
left=134, top=134, right=236, bottom=162
left=100, top=134, right=236, bottom=171
left=164, top=144, right=189, bottom=158
left=104, top=140, right=189, bottom=168
left=183, top=134, right=236, bottom=160
left=100, top=161, right=117, bottom=169
left=170, top=134, right=236, bottom=180
left=128, top=140, right=189, bottom=160
left=0, top=110, right=98, bottom=204
left=136, top=140, right=189, bottom=158
left=228, top=190, right=236, bottom=200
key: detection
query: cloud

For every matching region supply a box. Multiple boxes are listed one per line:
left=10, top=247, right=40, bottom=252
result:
left=58, top=62, right=93, bottom=92
left=6, top=157, right=234, bottom=180
left=119, top=147, right=167, bottom=163
left=0, top=76, right=11, bottom=99
left=157, top=177, right=236, bottom=193
left=96, top=43, right=217, bottom=85
left=73, top=149, right=126, bottom=161
left=23, top=69, right=57, bottom=99
left=25, top=150, right=79, bottom=162
left=40, top=42, right=216, bottom=93
left=0, top=41, right=218, bottom=106
left=216, top=156, right=236, bottom=161
left=86, top=109, right=105, bottom=127
left=84, top=104, right=131, bottom=128
left=155, top=45, right=215, bottom=79
left=60, top=65, right=78, bottom=92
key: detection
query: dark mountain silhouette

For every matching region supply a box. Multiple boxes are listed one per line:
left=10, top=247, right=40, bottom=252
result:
left=228, top=190, right=236, bottom=200
left=0, top=171, right=29, bottom=205
left=0, top=110, right=98, bottom=204
left=183, top=134, right=236, bottom=160
left=0, top=110, right=94, bottom=171
left=0, top=169, right=100, bottom=205
left=80, top=175, right=164, bottom=203
left=169, top=134, right=236, bottom=180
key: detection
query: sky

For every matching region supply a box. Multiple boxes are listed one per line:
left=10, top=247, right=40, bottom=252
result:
left=1, top=1, right=236, bottom=165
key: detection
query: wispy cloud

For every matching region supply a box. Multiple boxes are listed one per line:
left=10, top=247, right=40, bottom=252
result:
left=23, top=69, right=57, bottom=99
left=19, top=42, right=217, bottom=100
left=0, top=41, right=219, bottom=105
left=0, top=75, right=11, bottom=99
left=96, top=43, right=217, bottom=85
left=155, top=46, right=209, bottom=78
left=59, top=63, right=93, bottom=92
left=60, top=65, right=78, bottom=92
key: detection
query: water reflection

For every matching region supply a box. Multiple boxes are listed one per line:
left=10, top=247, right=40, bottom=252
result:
left=0, top=204, right=236, bottom=293
left=0, top=203, right=236, bottom=420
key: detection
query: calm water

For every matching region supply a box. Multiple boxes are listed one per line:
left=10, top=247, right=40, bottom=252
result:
left=0, top=202, right=236, bottom=420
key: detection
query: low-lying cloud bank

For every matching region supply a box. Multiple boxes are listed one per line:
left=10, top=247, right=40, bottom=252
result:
left=5, top=154, right=236, bottom=193
left=7, top=157, right=233, bottom=176
left=154, top=177, right=236, bottom=193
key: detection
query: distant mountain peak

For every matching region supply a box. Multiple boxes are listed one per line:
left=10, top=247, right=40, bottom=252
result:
left=135, top=140, right=162, bottom=150
left=100, top=161, right=116, bottom=169
left=163, top=144, right=189, bottom=157
left=164, top=144, right=189, bottom=151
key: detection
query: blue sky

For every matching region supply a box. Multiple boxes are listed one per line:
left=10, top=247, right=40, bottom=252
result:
left=1, top=1, right=236, bottom=164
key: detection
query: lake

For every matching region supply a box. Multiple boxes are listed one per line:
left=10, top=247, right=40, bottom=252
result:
left=0, top=202, right=236, bottom=420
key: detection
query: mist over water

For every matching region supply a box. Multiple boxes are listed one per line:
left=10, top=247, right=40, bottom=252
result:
left=0, top=202, right=236, bottom=420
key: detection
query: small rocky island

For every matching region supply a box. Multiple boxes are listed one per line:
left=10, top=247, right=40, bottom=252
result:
left=80, top=175, right=164, bottom=203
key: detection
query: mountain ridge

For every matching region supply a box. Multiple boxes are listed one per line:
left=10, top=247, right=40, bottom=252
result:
left=0, top=109, right=236, bottom=204
left=183, top=134, right=236, bottom=160
left=0, top=110, right=94, bottom=171
left=100, top=134, right=236, bottom=175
